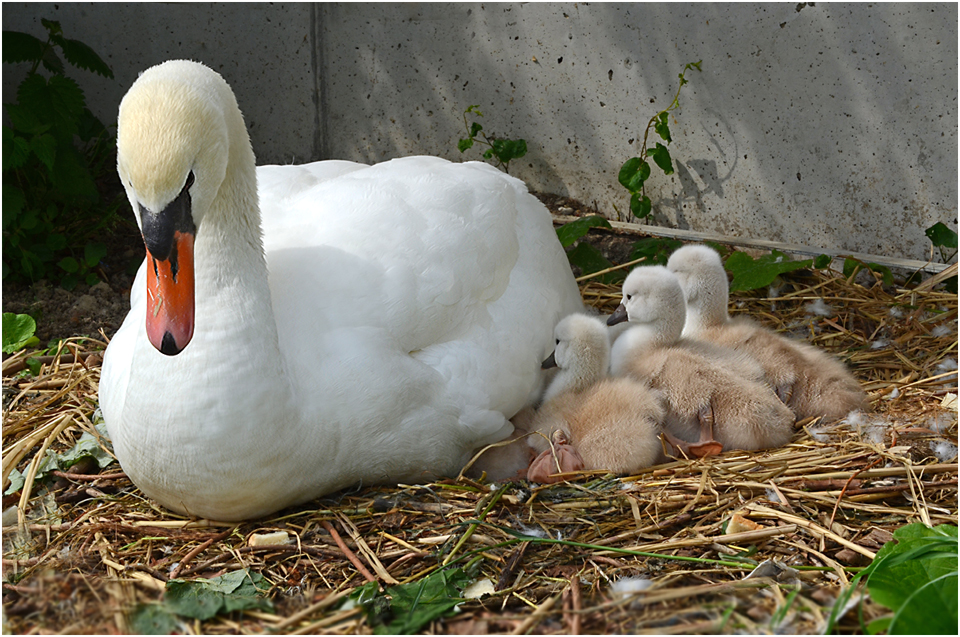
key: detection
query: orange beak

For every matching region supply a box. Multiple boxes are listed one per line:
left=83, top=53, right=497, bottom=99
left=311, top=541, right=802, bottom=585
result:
left=145, top=231, right=195, bottom=355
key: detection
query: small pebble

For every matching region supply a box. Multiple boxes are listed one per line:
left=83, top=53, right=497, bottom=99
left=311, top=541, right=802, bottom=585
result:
left=248, top=530, right=291, bottom=547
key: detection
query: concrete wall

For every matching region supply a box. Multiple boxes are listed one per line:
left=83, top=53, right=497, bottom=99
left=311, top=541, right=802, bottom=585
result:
left=4, top=3, right=956, bottom=261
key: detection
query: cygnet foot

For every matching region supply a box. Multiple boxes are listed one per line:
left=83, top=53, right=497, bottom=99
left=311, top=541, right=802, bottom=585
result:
left=527, top=442, right=584, bottom=483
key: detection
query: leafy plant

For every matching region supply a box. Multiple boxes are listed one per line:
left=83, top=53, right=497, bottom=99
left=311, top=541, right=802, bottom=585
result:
left=629, top=237, right=684, bottom=266
left=457, top=105, right=527, bottom=173
left=352, top=566, right=472, bottom=634
left=842, top=257, right=893, bottom=287
left=3, top=19, right=121, bottom=289
left=826, top=522, right=957, bottom=634
left=128, top=568, right=272, bottom=632
left=2, top=312, right=39, bottom=353
left=617, top=60, right=702, bottom=220
left=554, top=215, right=627, bottom=283
left=724, top=250, right=830, bottom=293
left=925, top=222, right=958, bottom=263
left=5, top=422, right=113, bottom=495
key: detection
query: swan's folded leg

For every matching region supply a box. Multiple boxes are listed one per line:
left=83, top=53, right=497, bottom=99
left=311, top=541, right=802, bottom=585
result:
left=527, top=443, right=584, bottom=483
left=688, top=401, right=724, bottom=457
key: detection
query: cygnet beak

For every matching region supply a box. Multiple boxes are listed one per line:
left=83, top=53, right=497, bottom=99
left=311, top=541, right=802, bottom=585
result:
left=541, top=351, right=558, bottom=369
left=607, top=303, right=628, bottom=326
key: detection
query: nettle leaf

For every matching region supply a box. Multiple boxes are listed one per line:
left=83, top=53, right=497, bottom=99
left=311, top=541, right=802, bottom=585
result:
left=40, top=19, right=63, bottom=38
left=630, top=192, right=652, bottom=218
left=58, top=256, right=80, bottom=273
left=4, top=102, right=49, bottom=136
left=354, top=567, right=472, bottom=635
left=650, top=142, right=674, bottom=175
left=164, top=569, right=272, bottom=621
left=629, top=237, right=683, bottom=266
left=50, top=144, right=98, bottom=200
left=925, top=222, right=958, bottom=249
left=29, top=133, right=57, bottom=171
left=725, top=250, right=814, bottom=292
left=2, top=186, right=27, bottom=222
left=2, top=31, right=45, bottom=64
left=865, top=523, right=958, bottom=635
left=3, top=128, right=32, bottom=171
left=40, top=46, right=65, bottom=75
left=58, top=38, right=114, bottom=78
left=556, top=215, right=612, bottom=248
left=2, top=312, right=38, bottom=354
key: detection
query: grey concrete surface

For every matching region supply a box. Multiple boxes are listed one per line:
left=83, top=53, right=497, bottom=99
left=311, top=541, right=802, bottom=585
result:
left=3, top=3, right=956, bottom=261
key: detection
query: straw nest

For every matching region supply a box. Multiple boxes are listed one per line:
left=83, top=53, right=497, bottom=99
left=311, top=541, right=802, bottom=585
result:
left=3, top=247, right=957, bottom=635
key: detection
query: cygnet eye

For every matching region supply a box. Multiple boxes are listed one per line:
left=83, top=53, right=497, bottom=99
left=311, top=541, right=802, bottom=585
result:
left=625, top=294, right=632, bottom=301
left=556, top=339, right=560, bottom=345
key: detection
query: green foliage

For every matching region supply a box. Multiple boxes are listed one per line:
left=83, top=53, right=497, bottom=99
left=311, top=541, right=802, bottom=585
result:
left=724, top=250, right=822, bottom=292
left=3, top=19, right=120, bottom=288
left=556, top=215, right=612, bottom=248
left=826, top=523, right=958, bottom=634
left=458, top=105, right=527, bottom=173
left=629, top=237, right=684, bottom=266
left=353, top=567, right=472, bottom=634
left=617, top=60, right=701, bottom=220
left=843, top=257, right=894, bottom=287
left=2, top=312, right=39, bottom=353
left=925, top=221, right=958, bottom=293
left=127, top=568, right=272, bottom=633
left=5, top=422, right=112, bottom=495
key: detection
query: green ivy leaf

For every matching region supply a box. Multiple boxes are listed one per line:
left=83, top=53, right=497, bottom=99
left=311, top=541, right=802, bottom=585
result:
left=726, top=250, right=814, bottom=292
left=490, top=138, right=527, bottom=163
left=2, top=312, right=38, bottom=354
left=2, top=31, right=45, bottom=64
left=469, top=121, right=483, bottom=137
left=457, top=138, right=473, bottom=153
left=650, top=142, right=674, bottom=175
left=843, top=258, right=893, bottom=286
left=353, top=567, right=472, bottom=635
left=618, top=157, right=650, bottom=192
left=555, top=215, right=612, bottom=248
left=654, top=112, right=672, bottom=143
left=813, top=254, right=832, bottom=269
left=630, top=192, right=652, bottom=218
left=925, top=222, right=958, bottom=249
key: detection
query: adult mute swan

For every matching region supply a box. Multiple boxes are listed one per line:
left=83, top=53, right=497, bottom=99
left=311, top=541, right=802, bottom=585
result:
left=98, top=60, right=583, bottom=521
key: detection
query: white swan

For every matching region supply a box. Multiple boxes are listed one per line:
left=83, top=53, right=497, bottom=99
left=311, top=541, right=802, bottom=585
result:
left=525, top=314, right=664, bottom=483
left=666, top=245, right=868, bottom=420
left=608, top=266, right=795, bottom=457
left=98, top=60, right=583, bottom=521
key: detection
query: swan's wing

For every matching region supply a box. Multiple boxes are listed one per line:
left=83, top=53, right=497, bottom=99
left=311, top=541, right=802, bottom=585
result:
left=259, top=157, right=581, bottom=445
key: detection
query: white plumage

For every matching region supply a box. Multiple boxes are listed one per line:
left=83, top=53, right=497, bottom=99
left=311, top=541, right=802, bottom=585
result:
left=99, top=60, right=582, bottom=520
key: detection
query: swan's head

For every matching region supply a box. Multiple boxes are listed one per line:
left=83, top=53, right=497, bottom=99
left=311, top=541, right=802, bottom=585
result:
left=666, top=245, right=729, bottom=327
left=542, top=313, right=610, bottom=376
left=117, top=60, right=238, bottom=355
left=606, top=266, right=685, bottom=342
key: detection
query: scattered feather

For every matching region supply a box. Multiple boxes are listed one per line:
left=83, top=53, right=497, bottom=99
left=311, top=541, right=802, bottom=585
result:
left=610, top=577, right=654, bottom=596
left=462, top=578, right=495, bottom=599
left=926, top=413, right=956, bottom=434
left=887, top=306, right=904, bottom=319
left=930, top=441, right=958, bottom=462
left=870, top=339, right=888, bottom=350
left=804, top=298, right=833, bottom=317
left=884, top=387, right=900, bottom=400
left=931, top=323, right=955, bottom=338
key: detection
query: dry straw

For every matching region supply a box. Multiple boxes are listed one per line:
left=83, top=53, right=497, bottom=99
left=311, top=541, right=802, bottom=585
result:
left=3, top=255, right=956, bottom=634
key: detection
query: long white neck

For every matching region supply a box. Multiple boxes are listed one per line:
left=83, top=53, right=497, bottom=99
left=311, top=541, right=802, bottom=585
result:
left=610, top=324, right=661, bottom=375
left=682, top=277, right=730, bottom=337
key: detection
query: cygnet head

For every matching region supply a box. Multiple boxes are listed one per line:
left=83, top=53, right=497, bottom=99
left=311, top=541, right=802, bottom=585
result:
left=606, top=266, right=686, bottom=344
left=542, top=314, right=610, bottom=400
left=666, top=245, right=729, bottom=333
left=117, top=60, right=257, bottom=356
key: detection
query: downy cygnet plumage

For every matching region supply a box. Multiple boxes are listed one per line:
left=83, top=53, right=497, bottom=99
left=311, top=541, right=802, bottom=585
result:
left=608, top=267, right=795, bottom=457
